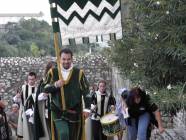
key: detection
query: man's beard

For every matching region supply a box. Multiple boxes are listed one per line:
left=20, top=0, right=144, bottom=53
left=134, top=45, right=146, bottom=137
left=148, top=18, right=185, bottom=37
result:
left=63, top=63, right=71, bottom=69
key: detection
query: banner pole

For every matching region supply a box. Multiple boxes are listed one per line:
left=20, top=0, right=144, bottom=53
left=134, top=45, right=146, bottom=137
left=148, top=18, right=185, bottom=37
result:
left=53, top=32, right=66, bottom=111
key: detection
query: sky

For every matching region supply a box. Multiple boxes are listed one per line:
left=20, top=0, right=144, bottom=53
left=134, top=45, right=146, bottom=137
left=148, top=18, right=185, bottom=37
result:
left=0, top=0, right=51, bottom=24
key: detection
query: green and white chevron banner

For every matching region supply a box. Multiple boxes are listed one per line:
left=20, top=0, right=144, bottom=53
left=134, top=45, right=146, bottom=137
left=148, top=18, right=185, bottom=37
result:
left=49, top=0, right=122, bottom=45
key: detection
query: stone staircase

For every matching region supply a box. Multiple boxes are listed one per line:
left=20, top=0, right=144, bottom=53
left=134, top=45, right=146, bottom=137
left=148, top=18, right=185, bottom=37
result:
left=151, top=129, right=185, bottom=140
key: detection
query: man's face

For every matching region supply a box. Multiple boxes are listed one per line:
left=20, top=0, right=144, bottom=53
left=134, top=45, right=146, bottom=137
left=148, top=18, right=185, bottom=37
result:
left=98, top=82, right=106, bottom=94
left=60, top=53, right=72, bottom=69
left=12, top=105, right=19, bottom=113
left=28, top=75, right=36, bottom=86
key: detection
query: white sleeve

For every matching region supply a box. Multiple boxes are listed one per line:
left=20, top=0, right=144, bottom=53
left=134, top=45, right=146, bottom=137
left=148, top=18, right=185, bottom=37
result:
left=13, top=95, right=21, bottom=103
left=38, top=93, right=48, bottom=101
left=25, top=108, right=34, bottom=116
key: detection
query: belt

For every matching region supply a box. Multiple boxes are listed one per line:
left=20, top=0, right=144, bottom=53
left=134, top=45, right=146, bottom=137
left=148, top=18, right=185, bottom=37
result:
left=67, top=109, right=77, bottom=114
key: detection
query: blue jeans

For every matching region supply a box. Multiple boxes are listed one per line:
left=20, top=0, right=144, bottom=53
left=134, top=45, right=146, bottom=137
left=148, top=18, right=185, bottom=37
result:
left=127, top=112, right=150, bottom=140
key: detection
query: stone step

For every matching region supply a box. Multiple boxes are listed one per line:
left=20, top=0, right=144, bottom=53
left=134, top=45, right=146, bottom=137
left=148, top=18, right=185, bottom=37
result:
left=151, top=129, right=185, bottom=140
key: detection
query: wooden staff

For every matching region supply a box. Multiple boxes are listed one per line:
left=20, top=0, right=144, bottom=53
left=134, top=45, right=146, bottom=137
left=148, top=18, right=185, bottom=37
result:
left=53, top=32, right=66, bottom=110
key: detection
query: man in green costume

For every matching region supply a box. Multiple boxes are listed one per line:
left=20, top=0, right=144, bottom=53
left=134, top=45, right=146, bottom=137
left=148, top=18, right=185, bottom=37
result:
left=43, top=48, right=90, bottom=140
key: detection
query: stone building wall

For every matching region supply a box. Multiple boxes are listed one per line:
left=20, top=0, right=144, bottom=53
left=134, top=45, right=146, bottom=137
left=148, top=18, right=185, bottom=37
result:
left=1, top=56, right=185, bottom=139
left=0, top=57, right=48, bottom=109
left=0, top=55, right=111, bottom=109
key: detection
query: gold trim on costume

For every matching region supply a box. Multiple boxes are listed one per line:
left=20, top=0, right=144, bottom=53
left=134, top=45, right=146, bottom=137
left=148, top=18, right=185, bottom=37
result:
left=64, top=68, right=73, bottom=85
left=49, top=68, right=54, bottom=84
left=43, top=68, right=53, bottom=85
left=79, top=69, right=83, bottom=82
left=79, top=69, right=84, bottom=89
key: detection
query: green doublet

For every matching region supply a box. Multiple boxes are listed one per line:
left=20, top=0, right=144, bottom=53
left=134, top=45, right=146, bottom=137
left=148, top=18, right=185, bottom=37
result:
left=44, top=66, right=89, bottom=140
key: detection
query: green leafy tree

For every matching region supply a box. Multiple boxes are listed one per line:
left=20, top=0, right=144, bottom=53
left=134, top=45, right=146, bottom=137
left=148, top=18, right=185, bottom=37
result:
left=30, top=43, right=40, bottom=57
left=136, top=0, right=186, bottom=87
left=0, top=18, right=53, bottom=57
left=0, top=42, right=19, bottom=57
left=108, top=0, right=186, bottom=88
left=105, top=0, right=186, bottom=111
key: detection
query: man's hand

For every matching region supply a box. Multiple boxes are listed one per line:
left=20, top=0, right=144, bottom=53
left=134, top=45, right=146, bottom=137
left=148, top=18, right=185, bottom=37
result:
left=110, top=105, right=115, bottom=112
left=38, top=93, right=48, bottom=101
left=91, top=104, right=97, bottom=111
left=83, top=111, right=90, bottom=119
left=16, top=93, right=21, bottom=98
left=43, top=93, right=49, bottom=97
left=9, top=121, right=17, bottom=129
left=55, top=80, right=65, bottom=88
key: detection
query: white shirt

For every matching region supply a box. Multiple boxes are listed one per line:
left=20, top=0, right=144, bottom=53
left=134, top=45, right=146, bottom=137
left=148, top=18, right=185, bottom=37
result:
left=61, top=64, right=73, bottom=80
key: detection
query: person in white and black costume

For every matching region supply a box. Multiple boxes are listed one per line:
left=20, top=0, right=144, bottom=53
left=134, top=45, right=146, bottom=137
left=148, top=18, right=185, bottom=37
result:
left=91, top=80, right=116, bottom=140
left=13, top=72, right=37, bottom=140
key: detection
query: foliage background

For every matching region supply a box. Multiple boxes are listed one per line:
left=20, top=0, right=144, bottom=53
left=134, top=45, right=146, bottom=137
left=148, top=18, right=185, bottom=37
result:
left=0, top=0, right=186, bottom=112
left=0, top=19, right=55, bottom=57
left=103, top=0, right=186, bottom=112
left=0, top=18, right=101, bottom=57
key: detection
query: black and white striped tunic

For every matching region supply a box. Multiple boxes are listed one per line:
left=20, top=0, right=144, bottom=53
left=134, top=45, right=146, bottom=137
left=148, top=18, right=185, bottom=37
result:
left=91, top=90, right=115, bottom=120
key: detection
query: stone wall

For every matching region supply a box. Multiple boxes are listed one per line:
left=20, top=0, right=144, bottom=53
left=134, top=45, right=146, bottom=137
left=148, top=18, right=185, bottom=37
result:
left=0, top=57, right=48, bottom=109
left=1, top=56, right=186, bottom=139
left=150, top=110, right=186, bottom=140
left=173, top=110, right=186, bottom=139
left=74, top=55, right=112, bottom=86
left=0, top=55, right=112, bottom=109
